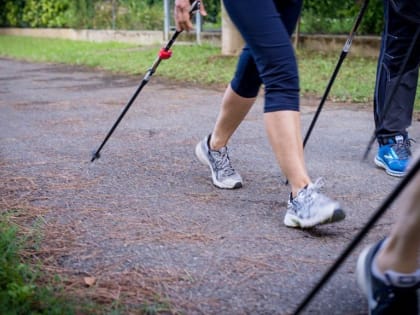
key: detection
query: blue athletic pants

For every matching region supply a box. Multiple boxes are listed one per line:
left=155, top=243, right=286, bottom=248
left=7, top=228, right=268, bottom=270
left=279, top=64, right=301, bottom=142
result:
left=223, top=0, right=303, bottom=113
left=374, top=0, right=420, bottom=143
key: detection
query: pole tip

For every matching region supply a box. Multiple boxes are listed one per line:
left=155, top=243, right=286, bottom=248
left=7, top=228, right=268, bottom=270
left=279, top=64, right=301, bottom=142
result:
left=91, top=150, right=100, bottom=162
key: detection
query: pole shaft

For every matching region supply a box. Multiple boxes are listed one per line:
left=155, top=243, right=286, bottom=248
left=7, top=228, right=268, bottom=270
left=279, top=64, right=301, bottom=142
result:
left=91, top=1, right=200, bottom=162
left=302, top=0, right=369, bottom=149
left=303, top=51, right=347, bottom=147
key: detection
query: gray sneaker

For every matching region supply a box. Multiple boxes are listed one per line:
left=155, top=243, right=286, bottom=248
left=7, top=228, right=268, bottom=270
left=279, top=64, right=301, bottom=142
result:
left=195, top=134, right=243, bottom=189
left=284, top=178, right=345, bottom=228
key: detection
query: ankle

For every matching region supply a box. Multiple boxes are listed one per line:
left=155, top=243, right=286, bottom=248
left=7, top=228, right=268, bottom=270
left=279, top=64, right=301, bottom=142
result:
left=372, top=258, right=420, bottom=287
left=376, top=241, right=419, bottom=274
left=291, top=182, right=311, bottom=197
left=209, top=134, right=227, bottom=151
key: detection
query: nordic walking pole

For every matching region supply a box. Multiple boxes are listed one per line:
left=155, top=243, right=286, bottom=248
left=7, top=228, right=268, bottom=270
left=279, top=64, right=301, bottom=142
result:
left=91, top=1, right=201, bottom=162
left=284, top=0, right=369, bottom=184
left=293, top=157, right=420, bottom=315
left=362, top=26, right=420, bottom=161
left=302, top=0, right=369, bottom=149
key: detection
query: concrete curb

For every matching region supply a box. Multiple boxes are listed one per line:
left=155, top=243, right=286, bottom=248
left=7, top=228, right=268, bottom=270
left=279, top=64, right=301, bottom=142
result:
left=0, top=27, right=381, bottom=57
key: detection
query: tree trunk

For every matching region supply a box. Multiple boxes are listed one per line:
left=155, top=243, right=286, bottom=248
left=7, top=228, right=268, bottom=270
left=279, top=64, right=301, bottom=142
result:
left=221, top=1, right=244, bottom=56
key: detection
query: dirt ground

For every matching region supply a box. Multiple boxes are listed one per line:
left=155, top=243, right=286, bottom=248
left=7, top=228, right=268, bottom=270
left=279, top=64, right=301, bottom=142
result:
left=1, top=57, right=419, bottom=314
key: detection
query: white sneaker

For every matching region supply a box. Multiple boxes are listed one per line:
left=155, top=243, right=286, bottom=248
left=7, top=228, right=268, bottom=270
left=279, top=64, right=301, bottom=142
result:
left=283, top=178, right=345, bottom=228
left=195, top=134, right=243, bottom=189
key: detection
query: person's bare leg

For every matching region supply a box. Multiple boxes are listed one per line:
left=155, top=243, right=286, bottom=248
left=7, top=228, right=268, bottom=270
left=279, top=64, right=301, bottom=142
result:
left=195, top=85, right=252, bottom=189
left=210, top=88, right=311, bottom=196
left=376, top=153, right=420, bottom=273
left=264, top=110, right=311, bottom=196
left=207, top=86, right=343, bottom=228
left=210, top=85, right=255, bottom=150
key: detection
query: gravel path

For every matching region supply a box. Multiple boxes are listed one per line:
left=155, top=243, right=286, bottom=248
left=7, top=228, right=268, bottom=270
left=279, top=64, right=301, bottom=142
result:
left=1, top=57, right=419, bottom=314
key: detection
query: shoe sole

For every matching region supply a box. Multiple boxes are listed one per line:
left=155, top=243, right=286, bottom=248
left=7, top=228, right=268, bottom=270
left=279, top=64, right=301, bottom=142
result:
left=374, top=156, right=405, bottom=177
left=356, top=245, right=372, bottom=298
left=356, top=242, right=383, bottom=314
left=284, top=208, right=346, bottom=228
left=195, top=141, right=242, bottom=189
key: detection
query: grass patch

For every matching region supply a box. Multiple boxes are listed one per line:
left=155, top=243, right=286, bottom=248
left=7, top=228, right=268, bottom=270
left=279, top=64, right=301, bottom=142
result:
left=0, top=209, right=174, bottom=314
left=0, top=34, right=418, bottom=110
left=0, top=211, right=76, bottom=314
left=0, top=210, right=124, bottom=315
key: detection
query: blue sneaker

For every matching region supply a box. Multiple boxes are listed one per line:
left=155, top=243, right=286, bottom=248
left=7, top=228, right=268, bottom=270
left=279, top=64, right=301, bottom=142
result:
left=374, top=135, right=413, bottom=177
left=356, top=240, right=420, bottom=315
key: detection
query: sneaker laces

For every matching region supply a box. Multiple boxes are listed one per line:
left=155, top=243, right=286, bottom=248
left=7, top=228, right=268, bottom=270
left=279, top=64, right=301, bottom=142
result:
left=211, top=147, right=235, bottom=176
left=291, top=178, right=325, bottom=218
left=311, top=177, right=325, bottom=191
left=302, top=178, right=324, bottom=204
left=392, top=138, right=414, bottom=160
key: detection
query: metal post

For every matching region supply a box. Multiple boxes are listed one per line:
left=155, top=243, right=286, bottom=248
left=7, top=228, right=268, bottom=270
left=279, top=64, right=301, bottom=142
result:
left=111, top=0, right=116, bottom=30
left=163, top=0, right=170, bottom=42
left=195, top=9, right=201, bottom=44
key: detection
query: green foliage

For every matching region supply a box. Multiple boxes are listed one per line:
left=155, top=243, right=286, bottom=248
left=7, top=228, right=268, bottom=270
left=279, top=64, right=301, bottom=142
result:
left=202, top=0, right=220, bottom=25
left=0, top=0, right=386, bottom=34
left=21, top=0, right=70, bottom=27
left=0, top=0, right=70, bottom=28
left=0, top=211, right=109, bottom=314
left=355, top=0, right=384, bottom=35
left=0, top=208, right=170, bottom=314
left=301, top=0, right=384, bottom=35
left=0, top=216, right=66, bottom=314
left=67, top=0, right=99, bottom=29
left=0, top=0, right=164, bottom=30
left=0, top=0, right=26, bottom=26
left=116, top=0, right=163, bottom=30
